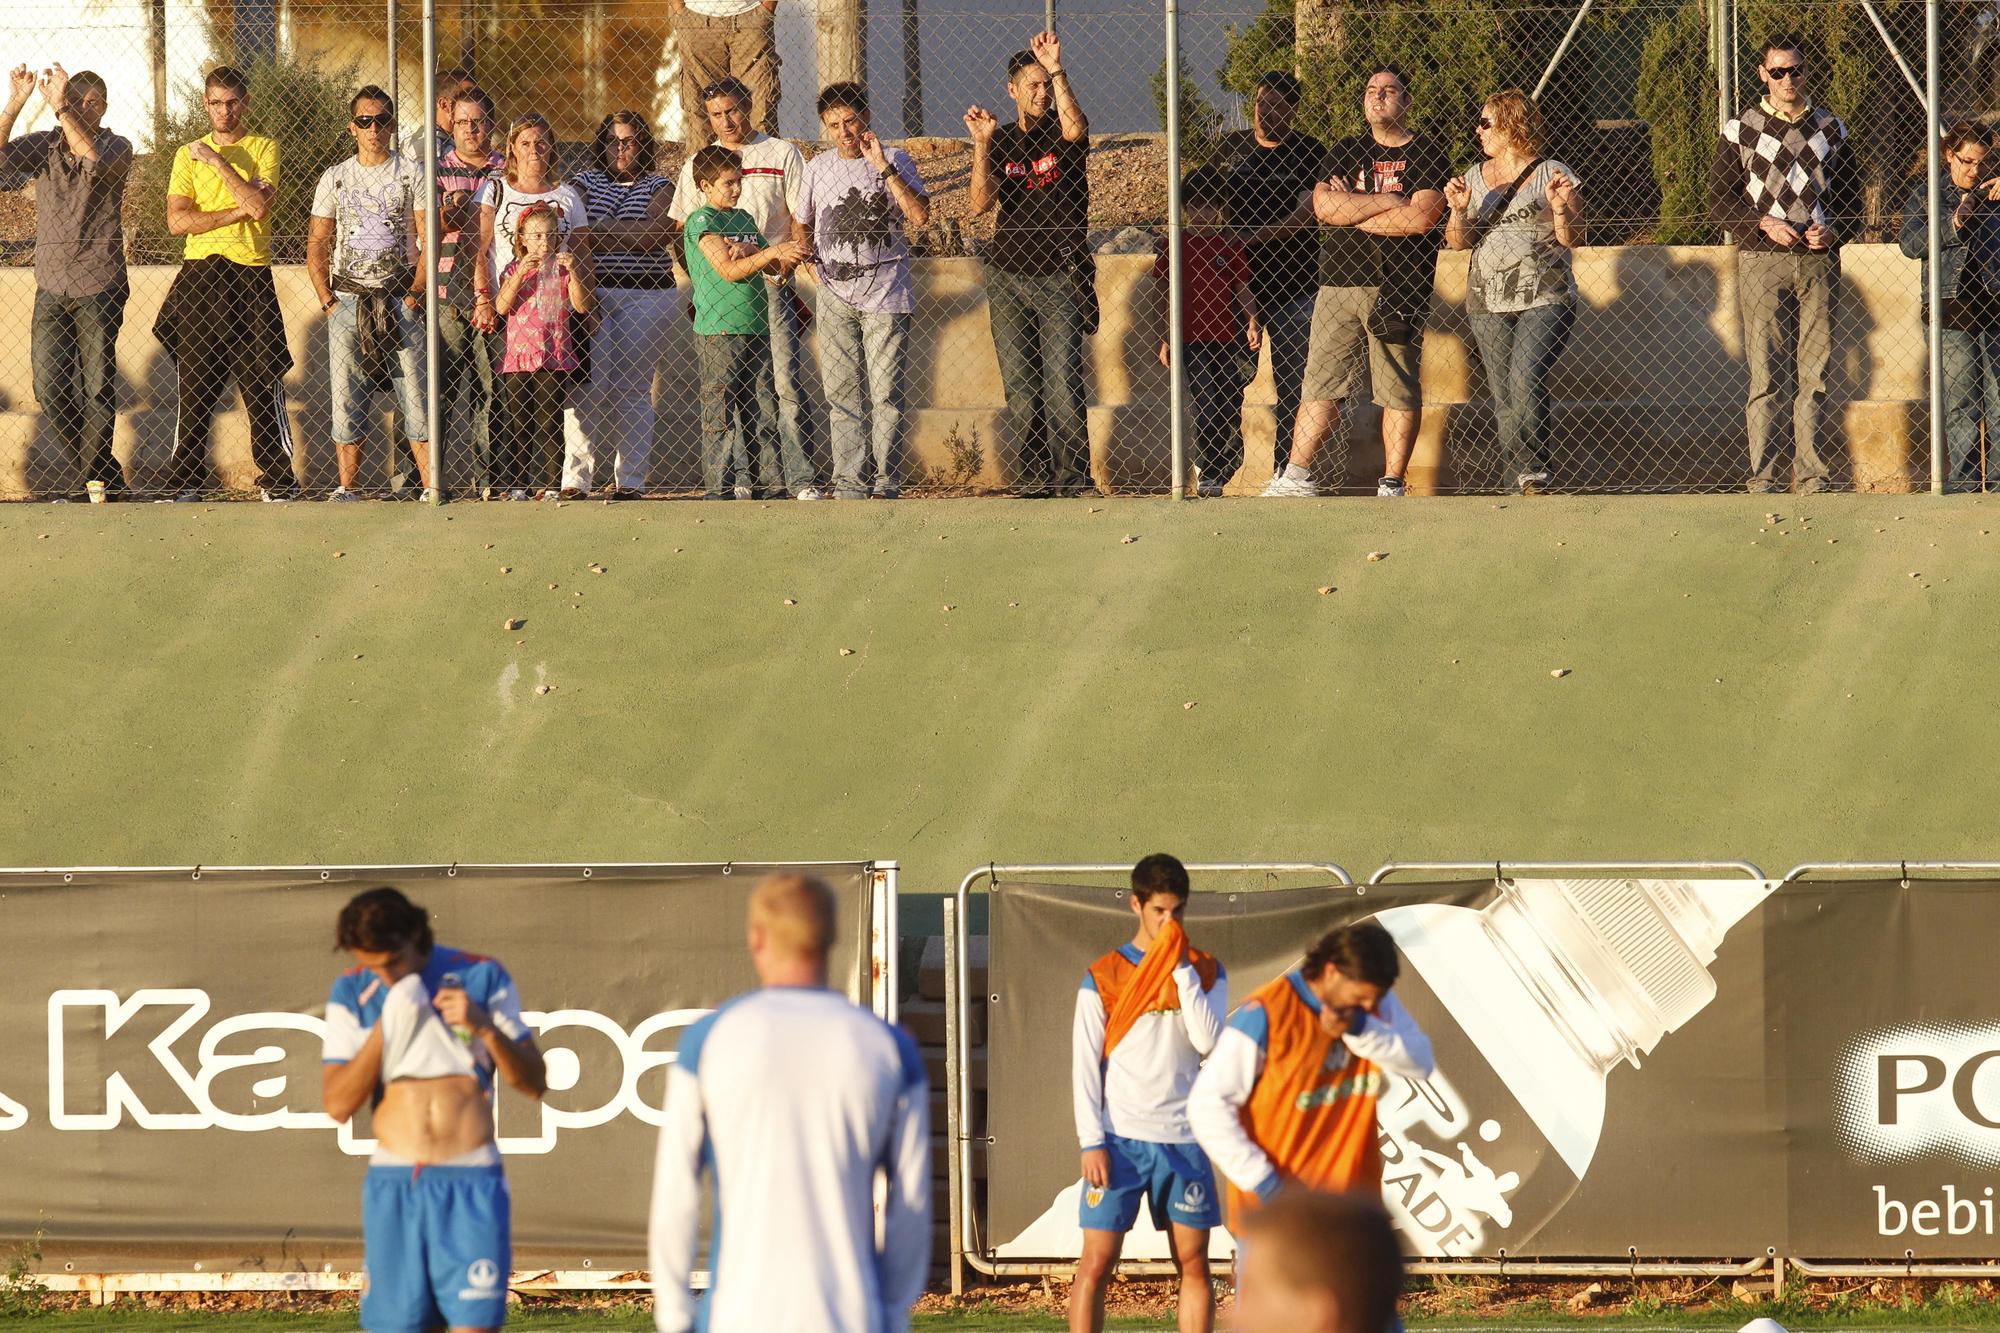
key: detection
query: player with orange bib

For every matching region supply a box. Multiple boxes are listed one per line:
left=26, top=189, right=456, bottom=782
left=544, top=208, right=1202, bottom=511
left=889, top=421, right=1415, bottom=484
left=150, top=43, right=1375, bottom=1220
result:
left=1069, top=854, right=1228, bottom=1333
left=1188, top=921, right=1432, bottom=1234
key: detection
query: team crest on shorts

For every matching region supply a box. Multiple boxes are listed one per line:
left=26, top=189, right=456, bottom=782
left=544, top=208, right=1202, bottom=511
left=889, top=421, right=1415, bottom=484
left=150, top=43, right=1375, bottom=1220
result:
left=1179, top=1182, right=1206, bottom=1210
left=1085, top=1186, right=1105, bottom=1209
left=458, top=1258, right=503, bottom=1301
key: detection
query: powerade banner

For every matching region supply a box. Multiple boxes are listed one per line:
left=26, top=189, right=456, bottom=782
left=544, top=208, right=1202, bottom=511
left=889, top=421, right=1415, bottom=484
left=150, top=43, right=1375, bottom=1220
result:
left=0, top=864, right=876, bottom=1270
left=983, top=877, right=2000, bottom=1261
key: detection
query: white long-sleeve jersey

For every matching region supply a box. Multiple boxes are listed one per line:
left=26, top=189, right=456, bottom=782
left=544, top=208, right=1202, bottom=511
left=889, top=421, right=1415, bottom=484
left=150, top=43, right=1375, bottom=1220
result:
left=1073, top=944, right=1228, bottom=1147
left=1188, top=980, right=1433, bottom=1199
left=649, top=986, right=931, bottom=1333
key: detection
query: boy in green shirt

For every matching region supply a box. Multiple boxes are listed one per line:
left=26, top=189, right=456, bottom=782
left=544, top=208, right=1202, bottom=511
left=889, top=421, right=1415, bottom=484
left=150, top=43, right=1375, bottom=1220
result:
left=684, top=144, right=809, bottom=500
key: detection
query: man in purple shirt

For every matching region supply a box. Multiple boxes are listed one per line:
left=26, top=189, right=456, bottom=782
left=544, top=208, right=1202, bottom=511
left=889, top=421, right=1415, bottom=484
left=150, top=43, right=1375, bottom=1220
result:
left=794, top=82, right=929, bottom=500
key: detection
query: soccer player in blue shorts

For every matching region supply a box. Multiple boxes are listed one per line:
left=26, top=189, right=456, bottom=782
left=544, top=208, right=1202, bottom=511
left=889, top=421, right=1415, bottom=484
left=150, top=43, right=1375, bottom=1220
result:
left=321, top=887, right=547, bottom=1333
left=1070, top=854, right=1229, bottom=1333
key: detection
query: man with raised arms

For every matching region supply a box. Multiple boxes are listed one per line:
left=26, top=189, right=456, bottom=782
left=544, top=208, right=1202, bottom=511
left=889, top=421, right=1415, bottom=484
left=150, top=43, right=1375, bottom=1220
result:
left=322, top=886, right=547, bottom=1333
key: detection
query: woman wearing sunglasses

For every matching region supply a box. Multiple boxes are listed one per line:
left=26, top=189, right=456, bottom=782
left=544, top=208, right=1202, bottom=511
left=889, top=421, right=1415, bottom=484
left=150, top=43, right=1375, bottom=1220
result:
left=1900, top=122, right=2000, bottom=490
left=1443, top=89, right=1583, bottom=495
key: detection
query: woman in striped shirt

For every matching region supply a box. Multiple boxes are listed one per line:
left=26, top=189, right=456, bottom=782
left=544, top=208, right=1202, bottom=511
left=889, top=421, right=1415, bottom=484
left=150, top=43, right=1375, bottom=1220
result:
left=564, top=111, right=679, bottom=498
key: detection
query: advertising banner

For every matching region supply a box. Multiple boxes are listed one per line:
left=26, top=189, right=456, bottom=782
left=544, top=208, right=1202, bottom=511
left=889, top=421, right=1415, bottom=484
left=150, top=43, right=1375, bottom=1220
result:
left=0, top=863, right=877, bottom=1270
left=982, top=876, right=2000, bottom=1262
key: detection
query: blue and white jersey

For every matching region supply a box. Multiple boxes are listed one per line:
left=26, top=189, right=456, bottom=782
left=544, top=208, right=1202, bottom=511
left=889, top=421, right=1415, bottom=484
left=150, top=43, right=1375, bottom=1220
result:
left=322, top=946, right=530, bottom=1096
left=649, top=986, right=931, bottom=1333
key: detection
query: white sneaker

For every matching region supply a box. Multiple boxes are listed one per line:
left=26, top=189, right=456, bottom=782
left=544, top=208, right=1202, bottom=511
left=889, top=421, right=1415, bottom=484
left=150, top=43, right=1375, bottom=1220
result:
left=328, top=486, right=363, bottom=502
left=1196, top=481, right=1227, bottom=498
left=1516, top=470, right=1551, bottom=496
left=1261, top=472, right=1316, bottom=498
left=1376, top=477, right=1406, bottom=498
left=507, top=488, right=530, bottom=502
left=732, top=485, right=754, bottom=501
left=795, top=486, right=824, bottom=501
left=259, top=486, right=296, bottom=502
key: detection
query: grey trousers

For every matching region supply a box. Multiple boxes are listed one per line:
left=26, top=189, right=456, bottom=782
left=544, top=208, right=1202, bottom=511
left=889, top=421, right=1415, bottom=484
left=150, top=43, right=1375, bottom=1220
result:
left=1738, top=249, right=1837, bottom=491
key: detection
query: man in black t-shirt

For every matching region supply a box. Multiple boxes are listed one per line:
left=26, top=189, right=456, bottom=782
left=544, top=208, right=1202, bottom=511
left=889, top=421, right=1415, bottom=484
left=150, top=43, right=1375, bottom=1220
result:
left=1261, top=67, right=1445, bottom=499
left=966, top=32, right=1094, bottom=497
left=1223, top=71, right=1326, bottom=484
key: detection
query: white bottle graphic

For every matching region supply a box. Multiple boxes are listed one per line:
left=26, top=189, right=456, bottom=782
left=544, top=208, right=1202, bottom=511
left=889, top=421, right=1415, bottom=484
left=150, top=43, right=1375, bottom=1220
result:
left=1371, top=878, right=1772, bottom=1256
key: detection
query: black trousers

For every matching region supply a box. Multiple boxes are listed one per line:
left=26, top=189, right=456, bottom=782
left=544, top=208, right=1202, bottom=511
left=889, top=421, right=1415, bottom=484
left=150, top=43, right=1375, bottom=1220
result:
left=498, top=370, right=565, bottom=491
left=155, top=257, right=295, bottom=492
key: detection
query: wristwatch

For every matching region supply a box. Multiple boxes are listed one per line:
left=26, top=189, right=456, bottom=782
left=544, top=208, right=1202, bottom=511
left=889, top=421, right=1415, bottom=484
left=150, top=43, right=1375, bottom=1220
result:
left=878, top=163, right=895, bottom=181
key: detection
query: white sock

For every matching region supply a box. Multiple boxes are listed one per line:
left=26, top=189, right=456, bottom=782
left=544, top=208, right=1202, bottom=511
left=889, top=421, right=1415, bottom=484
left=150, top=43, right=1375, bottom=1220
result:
left=1284, top=463, right=1309, bottom=481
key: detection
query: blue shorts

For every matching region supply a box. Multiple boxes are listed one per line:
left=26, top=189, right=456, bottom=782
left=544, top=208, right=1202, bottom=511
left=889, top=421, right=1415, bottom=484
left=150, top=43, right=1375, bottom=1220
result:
left=1078, top=1135, right=1222, bottom=1233
left=362, top=1164, right=511, bottom=1333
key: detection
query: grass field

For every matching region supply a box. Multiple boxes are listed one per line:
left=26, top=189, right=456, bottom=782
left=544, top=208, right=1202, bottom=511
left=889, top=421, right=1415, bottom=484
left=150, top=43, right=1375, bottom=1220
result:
left=3, top=493, right=1999, bottom=891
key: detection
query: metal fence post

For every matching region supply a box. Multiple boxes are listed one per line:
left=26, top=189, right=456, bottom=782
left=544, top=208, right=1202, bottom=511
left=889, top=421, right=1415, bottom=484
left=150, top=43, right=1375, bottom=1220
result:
left=423, top=0, right=443, bottom=502
left=1163, top=0, right=1186, bottom=500
left=1926, top=0, right=1944, bottom=495
left=943, top=894, right=964, bottom=1297
left=388, top=0, right=399, bottom=113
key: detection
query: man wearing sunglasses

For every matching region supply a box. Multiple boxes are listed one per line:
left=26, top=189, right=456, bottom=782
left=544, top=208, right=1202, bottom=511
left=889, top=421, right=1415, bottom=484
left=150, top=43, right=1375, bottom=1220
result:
left=309, top=86, right=430, bottom=499
left=1710, top=32, right=1860, bottom=495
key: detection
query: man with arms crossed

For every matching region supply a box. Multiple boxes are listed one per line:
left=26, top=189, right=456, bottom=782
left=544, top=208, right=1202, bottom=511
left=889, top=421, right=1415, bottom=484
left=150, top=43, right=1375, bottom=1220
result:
left=1071, top=854, right=1227, bottom=1333
left=651, top=872, right=930, bottom=1332
left=1262, top=68, right=1446, bottom=499
left=322, top=886, right=547, bottom=1333
left=1188, top=922, right=1432, bottom=1224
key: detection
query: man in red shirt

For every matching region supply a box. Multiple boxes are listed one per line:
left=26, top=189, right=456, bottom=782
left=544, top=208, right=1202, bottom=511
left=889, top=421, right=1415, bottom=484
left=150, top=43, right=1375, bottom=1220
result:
left=1157, top=168, right=1260, bottom=495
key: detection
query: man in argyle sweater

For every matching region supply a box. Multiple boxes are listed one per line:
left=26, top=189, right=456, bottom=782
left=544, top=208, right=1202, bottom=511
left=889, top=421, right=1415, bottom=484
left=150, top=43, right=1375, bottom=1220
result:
left=1709, top=32, right=1862, bottom=494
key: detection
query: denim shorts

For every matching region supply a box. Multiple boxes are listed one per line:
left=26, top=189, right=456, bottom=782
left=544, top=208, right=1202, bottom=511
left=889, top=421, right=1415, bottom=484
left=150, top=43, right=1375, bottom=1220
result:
left=328, top=291, right=428, bottom=443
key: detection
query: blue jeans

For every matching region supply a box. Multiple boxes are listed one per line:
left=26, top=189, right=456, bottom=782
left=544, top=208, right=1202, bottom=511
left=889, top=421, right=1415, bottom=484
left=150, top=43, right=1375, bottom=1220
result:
left=818, top=293, right=909, bottom=496
left=1940, top=326, right=2000, bottom=489
left=696, top=332, right=782, bottom=497
left=986, top=266, right=1089, bottom=492
left=1469, top=303, right=1574, bottom=483
left=766, top=280, right=818, bottom=493
left=31, top=283, right=127, bottom=490
left=1259, top=288, right=1316, bottom=471
left=439, top=304, right=503, bottom=494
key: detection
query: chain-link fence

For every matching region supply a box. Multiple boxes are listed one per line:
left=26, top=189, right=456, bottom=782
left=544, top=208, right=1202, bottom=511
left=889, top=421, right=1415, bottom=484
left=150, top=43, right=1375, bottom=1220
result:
left=0, top=0, right=1981, bottom=501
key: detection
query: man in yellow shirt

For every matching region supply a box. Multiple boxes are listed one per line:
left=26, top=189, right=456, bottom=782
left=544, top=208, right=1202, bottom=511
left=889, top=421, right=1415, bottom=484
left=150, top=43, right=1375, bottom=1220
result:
left=152, top=64, right=296, bottom=499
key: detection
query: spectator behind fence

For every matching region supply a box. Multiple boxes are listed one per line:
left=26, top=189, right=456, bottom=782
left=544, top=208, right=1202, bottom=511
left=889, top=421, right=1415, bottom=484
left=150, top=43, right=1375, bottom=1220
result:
left=1232, top=1191, right=1405, bottom=1333
left=425, top=85, right=502, bottom=498
left=0, top=63, right=131, bottom=501
left=683, top=144, right=808, bottom=499
left=401, top=66, right=470, bottom=166
left=1900, top=123, right=2000, bottom=491
left=1156, top=168, right=1259, bottom=495
left=309, top=86, right=430, bottom=501
left=670, top=78, right=818, bottom=499
left=1444, top=89, right=1584, bottom=496
left=966, top=33, right=1094, bottom=498
left=669, top=0, right=779, bottom=149
left=1710, top=32, right=1860, bottom=496
left=1224, top=71, right=1325, bottom=477
left=475, top=112, right=589, bottom=498
left=1262, top=66, right=1446, bottom=499
left=495, top=203, right=593, bottom=500
left=563, top=111, right=678, bottom=499
left=153, top=64, right=294, bottom=500
left=795, top=82, right=929, bottom=500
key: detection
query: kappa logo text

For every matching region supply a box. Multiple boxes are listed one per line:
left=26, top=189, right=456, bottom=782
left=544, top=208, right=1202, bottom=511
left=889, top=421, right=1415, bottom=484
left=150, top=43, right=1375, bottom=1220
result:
left=24, top=988, right=707, bottom=1152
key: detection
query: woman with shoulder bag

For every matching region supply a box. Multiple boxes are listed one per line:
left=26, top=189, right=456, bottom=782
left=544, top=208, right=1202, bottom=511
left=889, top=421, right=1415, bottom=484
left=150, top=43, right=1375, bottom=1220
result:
left=1900, top=122, right=2000, bottom=490
left=1444, top=88, right=1584, bottom=495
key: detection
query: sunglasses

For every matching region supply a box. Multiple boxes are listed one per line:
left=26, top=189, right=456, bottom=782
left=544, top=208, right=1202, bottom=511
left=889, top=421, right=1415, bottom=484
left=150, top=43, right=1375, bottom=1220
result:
left=1765, top=64, right=1804, bottom=80
left=1475, top=115, right=1493, bottom=130
left=610, top=136, right=641, bottom=149
left=352, top=113, right=395, bottom=128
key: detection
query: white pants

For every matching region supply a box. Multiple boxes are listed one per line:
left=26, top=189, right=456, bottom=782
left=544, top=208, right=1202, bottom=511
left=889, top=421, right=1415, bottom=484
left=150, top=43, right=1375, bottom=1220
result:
left=561, top=286, right=681, bottom=491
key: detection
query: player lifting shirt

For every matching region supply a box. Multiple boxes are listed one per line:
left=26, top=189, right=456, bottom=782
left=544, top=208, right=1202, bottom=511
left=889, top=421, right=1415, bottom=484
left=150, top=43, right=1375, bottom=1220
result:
left=1070, top=854, right=1228, bottom=1333
left=321, top=887, right=547, bottom=1333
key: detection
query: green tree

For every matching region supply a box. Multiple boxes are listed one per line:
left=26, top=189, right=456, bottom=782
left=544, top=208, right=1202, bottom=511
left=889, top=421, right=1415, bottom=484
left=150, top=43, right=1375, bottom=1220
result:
left=1635, top=0, right=1714, bottom=243
left=1153, top=53, right=1225, bottom=166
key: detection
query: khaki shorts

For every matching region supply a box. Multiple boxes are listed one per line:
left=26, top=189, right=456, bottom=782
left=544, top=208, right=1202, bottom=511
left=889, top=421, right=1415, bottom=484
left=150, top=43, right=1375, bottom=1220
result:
left=1300, top=284, right=1424, bottom=410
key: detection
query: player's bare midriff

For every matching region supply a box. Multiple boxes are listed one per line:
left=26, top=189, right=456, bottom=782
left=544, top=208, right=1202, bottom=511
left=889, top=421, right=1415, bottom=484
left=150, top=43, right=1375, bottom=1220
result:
left=374, top=1073, right=494, bottom=1162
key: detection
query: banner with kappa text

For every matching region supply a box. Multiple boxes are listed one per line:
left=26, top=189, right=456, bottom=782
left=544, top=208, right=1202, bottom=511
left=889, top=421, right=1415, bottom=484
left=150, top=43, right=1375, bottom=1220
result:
left=0, top=863, right=876, bottom=1269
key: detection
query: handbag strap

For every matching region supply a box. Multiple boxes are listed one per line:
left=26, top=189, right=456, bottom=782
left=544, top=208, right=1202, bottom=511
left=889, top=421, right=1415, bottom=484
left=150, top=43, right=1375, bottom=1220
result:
left=1488, top=156, right=1546, bottom=216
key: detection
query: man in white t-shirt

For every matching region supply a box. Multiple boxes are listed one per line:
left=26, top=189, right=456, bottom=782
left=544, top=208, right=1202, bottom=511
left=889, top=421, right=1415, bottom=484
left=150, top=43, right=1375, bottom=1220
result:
left=649, top=872, right=929, bottom=1333
left=671, top=76, right=817, bottom=498
left=308, top=85, right=429, bottom=499
left=670, top=0, right=778, bottom=149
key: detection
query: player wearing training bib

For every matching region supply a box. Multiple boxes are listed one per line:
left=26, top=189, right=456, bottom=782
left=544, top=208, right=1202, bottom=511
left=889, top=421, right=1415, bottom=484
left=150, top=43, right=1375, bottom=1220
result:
left=1070, top=854, right=1228, bottom=1333
left=322, top=887, right=547, bottom=1333
left=1188, top=922, right=1432, bottom=1232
